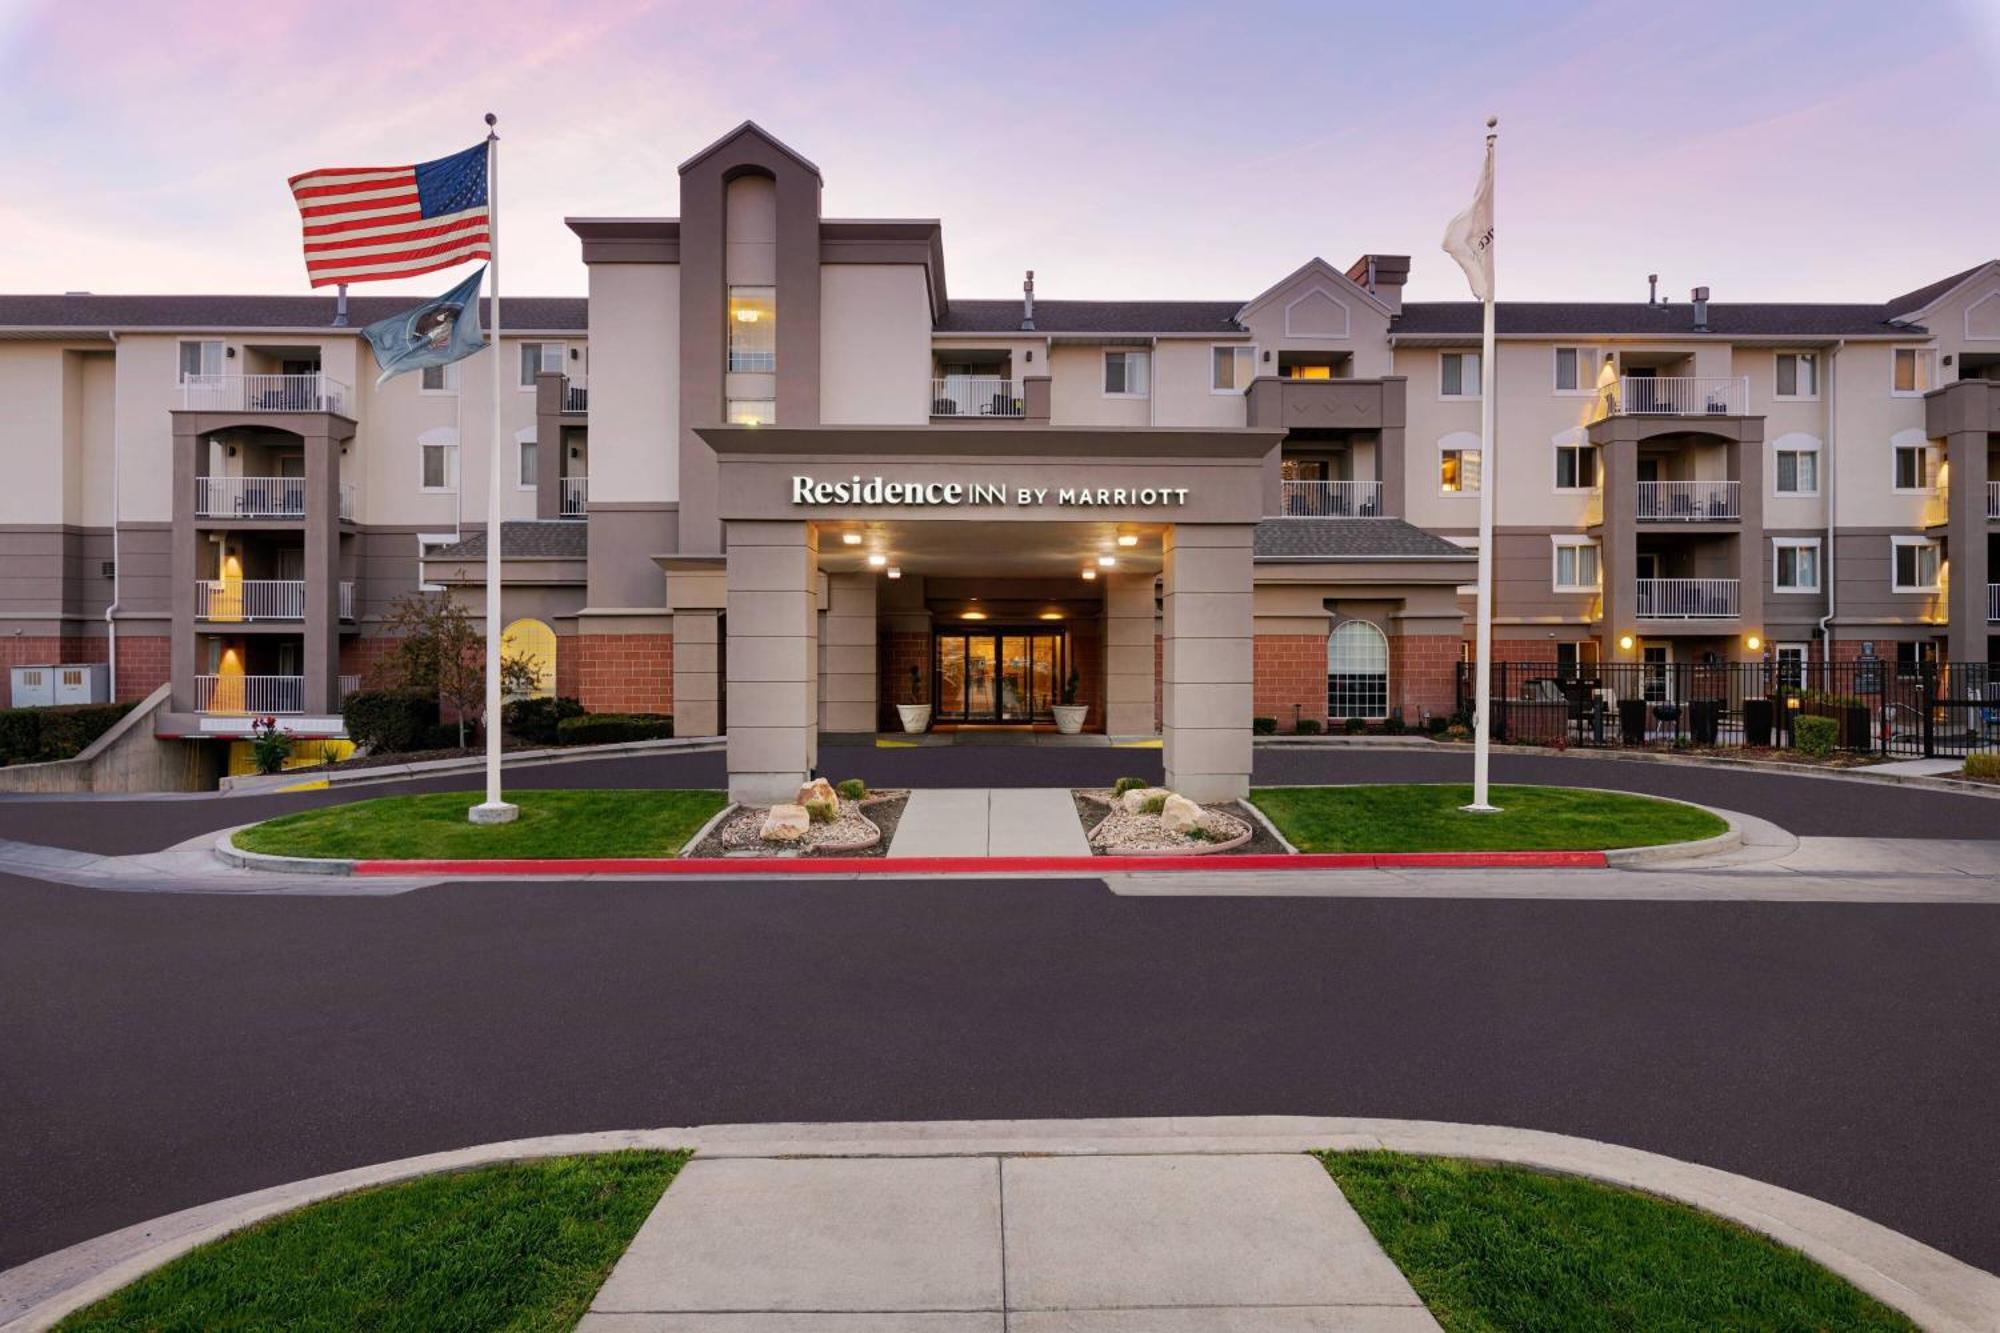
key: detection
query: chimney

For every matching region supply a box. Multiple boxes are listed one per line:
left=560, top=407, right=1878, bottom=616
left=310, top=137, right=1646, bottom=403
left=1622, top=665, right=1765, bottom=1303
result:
left=1344, top=254, right=1410, bottom=314
left=1021, top=269, right=1035, bottom=331
left=1647, top=274, right=1659, bottom=305
left=1691, top=285, right=1710, bottom=332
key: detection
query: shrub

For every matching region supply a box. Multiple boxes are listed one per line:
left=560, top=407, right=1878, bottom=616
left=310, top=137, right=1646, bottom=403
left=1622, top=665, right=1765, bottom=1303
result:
left=250, top=718, right=293, bottom=775
left=1252, top=716, right=1278, bottom=736
left=555, top=712, right=674, bottom=746
left=836, top=777, right=867, bottom=801
left=1342, top=717, right=1368, bottom=735
left=1426, top=715, right=1450, bottom=735
left=1112, top=776, right=1150, bottom=797
left=1295, top=718, right=1324, bottom=735
left=804, top=796, right=838, bottom=823
left=1793, top=713, right=1839, bottom=759
left=341, top=690, right=439, bottom=754
left=0, top=702, right=132, bottom=766
left=502, top=695, right=584, bottom=746
left=1382, top=715, right=1407, bottom=735
left=1961, top=752, right=2000, bottom=781
left=419, top=722, right=476, bottom=751
left=1140, top=792, right=1170, bottom=815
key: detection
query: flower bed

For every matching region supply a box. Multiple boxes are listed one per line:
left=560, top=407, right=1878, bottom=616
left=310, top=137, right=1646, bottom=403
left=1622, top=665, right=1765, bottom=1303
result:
left=696, top=785, right=908, bottom=857
left=1074, top=786, right=1263, bottom=856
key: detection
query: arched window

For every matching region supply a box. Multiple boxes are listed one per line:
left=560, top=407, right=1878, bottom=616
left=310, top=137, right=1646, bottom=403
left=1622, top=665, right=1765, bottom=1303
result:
left=1327, top=619, right=1389, bottom=720
left=500, top=618, right=557, bottom=699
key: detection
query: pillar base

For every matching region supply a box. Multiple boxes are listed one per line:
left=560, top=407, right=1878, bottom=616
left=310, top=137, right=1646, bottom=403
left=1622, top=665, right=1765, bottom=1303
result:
left=730, top=772, right=811, bottom=807
left=468, top=801, right=519, bottom=825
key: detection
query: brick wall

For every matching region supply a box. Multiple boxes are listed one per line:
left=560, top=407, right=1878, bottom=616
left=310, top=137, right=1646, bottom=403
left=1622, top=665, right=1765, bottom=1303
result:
left=1069, top=623, right=1103, bottom=729
left=1254, top=634, right=1326, bottom=730
left=114, top=634, right=169, bottom=702
left=576, top=633, right=674, bottom=714
left=1391, top=633, right=1462, bottom=724
left=339, top=636, right=402, bottom=690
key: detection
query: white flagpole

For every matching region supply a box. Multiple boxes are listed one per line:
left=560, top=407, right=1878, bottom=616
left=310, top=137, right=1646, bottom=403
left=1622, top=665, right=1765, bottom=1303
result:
left=471, top=111, right=516, bottom=825
left=1466, top=116, right=1500, bottom=813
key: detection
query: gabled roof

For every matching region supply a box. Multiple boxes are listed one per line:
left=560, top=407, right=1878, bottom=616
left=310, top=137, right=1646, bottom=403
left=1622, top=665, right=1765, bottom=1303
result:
left=1883, top=261, right=1999, bottom=321
left=677, top=119, right=821, bottom=178
left=1234, top=256, right=1392, bottom=323
left=1255, top=518, right=1472, bottom=560
left=0, top=293, right=587, bottom=333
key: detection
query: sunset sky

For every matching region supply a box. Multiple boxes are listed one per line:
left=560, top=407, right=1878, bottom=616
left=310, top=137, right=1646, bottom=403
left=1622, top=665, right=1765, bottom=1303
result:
left=2, top=0, right=1996, bottom=304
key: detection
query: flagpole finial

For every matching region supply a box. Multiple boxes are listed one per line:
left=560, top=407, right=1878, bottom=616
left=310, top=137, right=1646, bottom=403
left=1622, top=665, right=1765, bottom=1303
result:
left=485, top=111, right=498, bottom=140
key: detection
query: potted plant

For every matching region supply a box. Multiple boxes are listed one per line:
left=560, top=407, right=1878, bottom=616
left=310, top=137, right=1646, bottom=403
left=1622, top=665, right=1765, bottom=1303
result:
left=1052, top=665, right=1087, bottom=734
left=896, top=663, right=931, bottom=734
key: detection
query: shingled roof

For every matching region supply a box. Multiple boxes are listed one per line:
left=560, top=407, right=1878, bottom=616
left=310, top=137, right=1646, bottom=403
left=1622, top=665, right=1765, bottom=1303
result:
left=935, top=299, right=1243, bottom=335
left=1255, top=518, right=1471, bottom=560
left=1391, top=301, right=1917, bottom=338
left=425, top=521, right=588, bottom=562
left=0, top=293, right=587, bottom=332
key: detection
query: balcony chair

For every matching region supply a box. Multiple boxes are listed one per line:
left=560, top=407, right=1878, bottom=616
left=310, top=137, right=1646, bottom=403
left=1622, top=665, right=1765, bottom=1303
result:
left=932, top=398, right=959, bottom=416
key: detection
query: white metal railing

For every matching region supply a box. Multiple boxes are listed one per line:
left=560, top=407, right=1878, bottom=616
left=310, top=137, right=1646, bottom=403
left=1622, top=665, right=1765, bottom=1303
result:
left=195, top=579, right=305, bottom=620
left=339, top=673, right=362, bottom=699
left=930, top=377, right=1023, bottom=418
left=563, top=383, right=588, bottom=413
left=1990, top=584, right=1999, bottom=624
left=339, top=581, right=355, bottom=620
left=1635, top=479, right=1740, bottom=521
left=180, top=373, right=350, bottom=415
left=194, top=674, right=304, bottom=715
left=1988, top=481, right=2000, bottom=519
left=1602, top=375, right=1748, bottom=417
left=560, top=475, right=588, bottom=518
left=195, top=476, right=305, bottom=518
left=1635, top=577, right=1740, bottom=619
left=340, top=484, right=355, bottom=521
left=1279, top=479, right=1384, bottom=517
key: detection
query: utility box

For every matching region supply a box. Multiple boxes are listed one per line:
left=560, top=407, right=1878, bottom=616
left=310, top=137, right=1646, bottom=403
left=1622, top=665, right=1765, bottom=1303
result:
left=9, top=663, right=109, bottom=708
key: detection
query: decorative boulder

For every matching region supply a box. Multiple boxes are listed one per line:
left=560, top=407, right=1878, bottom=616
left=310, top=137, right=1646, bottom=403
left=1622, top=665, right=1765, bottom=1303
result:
left=797, top=777, right=837, bottom=809
left=1159, top=793, right=1204, bottom=833
left=760, top=804, right=810, bottom=842
left=1120, top=786, right=1172, bottom=814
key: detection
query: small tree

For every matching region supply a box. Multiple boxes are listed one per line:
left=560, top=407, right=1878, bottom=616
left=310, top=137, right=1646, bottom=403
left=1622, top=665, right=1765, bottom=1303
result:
left=372, top=592, right=538, bottom=748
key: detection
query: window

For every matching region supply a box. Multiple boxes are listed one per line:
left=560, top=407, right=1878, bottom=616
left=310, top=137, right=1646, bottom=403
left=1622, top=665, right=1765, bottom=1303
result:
left=1326, top=620, right=1389, bottom=720
left=1895, top=639, right=1938, bottom=675
left=1553, top=428, right=1598, bottom=491
left=177, top=340, right=223, bottom=383
left=1773, top=538, right=1821, bottom=593
left=1892, top=347, right=1937, bottom=395
left=1891, top=536, right=1941, bottom=592
left=727, top=286, right=776, bottom=371
left=1774, top=643, right=1809, bottom=690
left=1892, top=432, right=1940, bottom=491
left=420, top=362, right=460, bottom=393
left=1772, top=433, right=1821, bottom=495
left=727, top=398, right=775, bottom=426
left=518, top=342, right=563, bottom=388
left=517, top=434, right=538, bottom=489
left=1103, top=350, right=1150, bottom=397
left=1553, top=346, right=1598, bottom=394
left=1438, top=432, right=1481, bottom=494
left=1211, top=345, right=1257, bottom=393
left=1552, top=537, right=1601, bottom=591
left=1555, top=640, right=1601, bottom=675
left=500, top=619, right=557, bottom=699
left=1440, top=351, right=1480, bottom=398
left=418, top=428, right=460, bottom=491
left=1283, top=363, right=1334, bottom=379
left=1775, top=352, right=1818, bottom=399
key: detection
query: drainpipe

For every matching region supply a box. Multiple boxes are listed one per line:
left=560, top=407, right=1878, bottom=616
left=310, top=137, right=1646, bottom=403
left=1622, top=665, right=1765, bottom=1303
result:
left=1817, top=340, right=1843, bottom=653
left=104, top=330, right=120, bottom=698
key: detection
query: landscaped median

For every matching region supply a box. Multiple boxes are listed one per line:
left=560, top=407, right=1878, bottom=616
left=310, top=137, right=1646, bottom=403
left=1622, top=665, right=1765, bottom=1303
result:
left=230, top=789, right=731, bottom=861
left=1249, top=783, right=1730, bottom=853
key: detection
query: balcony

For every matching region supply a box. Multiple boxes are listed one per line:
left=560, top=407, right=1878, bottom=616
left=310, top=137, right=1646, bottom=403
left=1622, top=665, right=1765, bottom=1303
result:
left=931, top=378, right=1023, bottom=419
left=194, top=580, right=356, bottom=621
left=1989, top=481, right=1999, bottom=519
left=1636, top=577, right=1740, bottom=619
left=1990, top=583, right=1999, bottom=624
left=340, top=484, right=356, bottom=521
left=1635, top=480, right=1739, bottom=522
left=339, top=673, right=362, bottom=699
left=339, top=581, right=356, bottom=620
left=563, top=383, right=588, bottom=413
left=1278, top=480, right=1383, bottom=518
left=194, top=674, right=304, bottom=715
left=180, top=373, right=351, bottom=416
left=560, top=476, right=589, bottom=519
left=196, top=476, right=304, bottom=519
left=1597, top=376, right=1749, bottom=419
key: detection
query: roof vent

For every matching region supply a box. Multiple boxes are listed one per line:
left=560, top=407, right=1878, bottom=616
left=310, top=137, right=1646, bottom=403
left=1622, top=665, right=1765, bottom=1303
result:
left=1021, top=270, right=1035, bottom=331
left=1646, top=274, right=1658, bottom=305
left=1691, top=285, right=1710, bottom=332
left=63, top=290, right=91, bottom=297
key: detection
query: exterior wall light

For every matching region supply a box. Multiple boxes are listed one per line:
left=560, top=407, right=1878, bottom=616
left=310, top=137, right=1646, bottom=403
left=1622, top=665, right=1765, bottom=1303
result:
left=961, top=610, right=987, bottom=620
left=1617, top=634, right=1635, bottom=651
left=1039, top=611, right=1064, bottom=620
left=1745, top=634, right=1763, bottom=651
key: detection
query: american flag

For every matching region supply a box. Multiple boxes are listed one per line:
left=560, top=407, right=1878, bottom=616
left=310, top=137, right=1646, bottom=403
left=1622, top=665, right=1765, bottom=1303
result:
left=288, top=141, right=490, bottom=288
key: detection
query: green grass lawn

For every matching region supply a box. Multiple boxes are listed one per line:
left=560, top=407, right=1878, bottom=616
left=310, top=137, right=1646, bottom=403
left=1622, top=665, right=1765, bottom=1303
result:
left=58, top=1151, right=689, bottom=1333
left=1249, top=783, right=1726, bottom=853
left=233, top=789, right=729, bottom=860
left=1321, top=1152, right=1915, bottom=1332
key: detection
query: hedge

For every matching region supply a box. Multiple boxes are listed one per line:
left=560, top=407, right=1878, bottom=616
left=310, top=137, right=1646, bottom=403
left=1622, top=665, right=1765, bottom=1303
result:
left=0, top=701, right=133, bottom=766
left=555, top=713, right=674, bottom=746
left=1793, top=713, right=1839, bottom=759
left=341, top=690, right=440, bottom=754
left=502, top=696, right=585, bottom=746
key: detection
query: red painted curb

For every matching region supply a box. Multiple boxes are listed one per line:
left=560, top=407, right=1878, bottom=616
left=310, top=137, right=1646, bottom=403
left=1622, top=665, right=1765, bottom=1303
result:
left=352, top=849, right=1609, bottom=876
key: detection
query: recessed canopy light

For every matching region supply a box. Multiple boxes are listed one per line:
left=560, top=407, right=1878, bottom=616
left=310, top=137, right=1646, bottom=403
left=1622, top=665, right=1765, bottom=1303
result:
left=1097, top=555, right=1117, bottom=568
left=961, top=610, right=987, bottom=621
left=1081, top=568, right=1098, bottom=581
left=886, top=567, right=902, bottom=579
left=1038, top=611, right=1064, bottom=621
left=734, top=309, right=760, bottom=322
left=1116, top=534, right=1139, bottom=547
left=867, top=553, right=888, bottom=568
left=841, top=532, right=863, bottom=545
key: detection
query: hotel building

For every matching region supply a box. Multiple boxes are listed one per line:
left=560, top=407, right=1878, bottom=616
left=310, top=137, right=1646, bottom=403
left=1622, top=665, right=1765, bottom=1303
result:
left=1, top=122, right=1995, bottom=798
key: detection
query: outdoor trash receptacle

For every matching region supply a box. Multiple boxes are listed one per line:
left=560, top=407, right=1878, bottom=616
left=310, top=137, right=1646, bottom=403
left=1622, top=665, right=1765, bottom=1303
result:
left=1688, top=698, right=1720, bottom=745
left=1743, top=697, right=1774, bottom=747
left=1618, top=698, right=1649, bottom=745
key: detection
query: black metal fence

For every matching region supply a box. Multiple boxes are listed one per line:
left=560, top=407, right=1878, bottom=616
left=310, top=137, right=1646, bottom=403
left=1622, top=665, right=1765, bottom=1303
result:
left=1456, top=660, right=2000, bottom=758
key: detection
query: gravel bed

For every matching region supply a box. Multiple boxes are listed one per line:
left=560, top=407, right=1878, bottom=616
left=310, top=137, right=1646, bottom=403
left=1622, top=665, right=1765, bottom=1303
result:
left=692, top=791, right=908, bottom=858
left=1072, top=790, right=1284, bottom=856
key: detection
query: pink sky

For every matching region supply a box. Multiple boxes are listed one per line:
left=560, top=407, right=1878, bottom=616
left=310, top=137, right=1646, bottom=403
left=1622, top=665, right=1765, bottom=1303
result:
left=2, top=0, right=1997, bottom=304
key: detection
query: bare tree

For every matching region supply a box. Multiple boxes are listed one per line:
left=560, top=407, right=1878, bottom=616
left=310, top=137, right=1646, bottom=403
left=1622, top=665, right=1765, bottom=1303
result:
left=372, top=591, right=538, bottom=748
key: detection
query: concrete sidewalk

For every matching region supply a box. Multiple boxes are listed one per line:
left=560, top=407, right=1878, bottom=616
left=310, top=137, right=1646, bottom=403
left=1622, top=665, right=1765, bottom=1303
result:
left=888, top=789, right=1093, bottom=859
left=582, top=1151, right=1436, bottom=1331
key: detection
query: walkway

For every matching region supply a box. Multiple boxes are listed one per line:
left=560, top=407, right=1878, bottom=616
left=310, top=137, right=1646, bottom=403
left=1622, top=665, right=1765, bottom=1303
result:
left=887, top=789, right=1092, bottom=858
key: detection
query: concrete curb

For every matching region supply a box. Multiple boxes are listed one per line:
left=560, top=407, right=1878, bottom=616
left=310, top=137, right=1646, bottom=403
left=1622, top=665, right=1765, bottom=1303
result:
left=1601, top=799, right=1744, bottom=866
left=216, top=736, right=725, bottom=795
left=1421, top=738, right=2000, bottom=799
left=213, top=832, right=353, bottom=877
left=677, top=802, right=739, bottom=856
left=3, top=1116, right=1992, bottom=1333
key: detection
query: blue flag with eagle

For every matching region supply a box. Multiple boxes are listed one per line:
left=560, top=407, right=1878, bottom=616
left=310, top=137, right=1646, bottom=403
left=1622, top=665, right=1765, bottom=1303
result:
left=360, top=266, right=487, bottom=385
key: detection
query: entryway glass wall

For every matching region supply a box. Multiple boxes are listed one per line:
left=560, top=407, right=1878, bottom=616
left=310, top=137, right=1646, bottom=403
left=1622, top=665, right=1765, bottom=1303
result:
left=934, top=630, right=1066, bottom=723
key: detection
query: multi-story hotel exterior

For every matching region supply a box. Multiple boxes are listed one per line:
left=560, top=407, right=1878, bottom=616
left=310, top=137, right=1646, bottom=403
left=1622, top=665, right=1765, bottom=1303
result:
left=1, top=122, right=1995, bottom=797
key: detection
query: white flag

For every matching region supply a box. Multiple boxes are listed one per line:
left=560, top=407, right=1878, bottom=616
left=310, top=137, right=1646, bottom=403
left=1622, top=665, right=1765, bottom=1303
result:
left=1442, top=139, right=1495, bottom=302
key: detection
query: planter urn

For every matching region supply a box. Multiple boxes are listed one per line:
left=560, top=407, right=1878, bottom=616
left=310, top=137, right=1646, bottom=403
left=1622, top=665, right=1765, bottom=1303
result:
left=1051, top=704, right=1088, bottom=735
left=896, top=703, right=932, bottom=734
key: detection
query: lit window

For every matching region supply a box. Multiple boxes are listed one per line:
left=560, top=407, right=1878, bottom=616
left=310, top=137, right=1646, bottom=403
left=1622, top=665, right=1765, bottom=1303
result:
left=727, top=398, right=775, bottom=426
left=1284, top=364, right=1334, bottom=379
left=1439, top=433, right=1481, bottom=493
left=1103, top=350, right=1150, bottom=397
left=1891, top=536, right=1941, bottom=592
left=518, top=342, right=563, bottom=387
left=1773, top=538, right=1821, bottom=592
left=1440, top=351, right=1480, bottom=398
left=1775, top=352, right=1818, bottom=398
left=728, top=286, right=776, bottom=371
left=1552, top=538, right=1601, bottom=591
left=1210, top=345, right=1256, bottom=392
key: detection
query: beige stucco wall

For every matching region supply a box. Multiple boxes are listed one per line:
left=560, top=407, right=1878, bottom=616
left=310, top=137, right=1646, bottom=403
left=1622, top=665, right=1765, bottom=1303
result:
left=1047, top=343, right=1150, bottom=426
left=821, top=264, right=929, bottom=425
left=0, top=343, right=68, bottom=524
left=1235, top=265, right=1393, bottom=379
left=590, top=260, right=680, bottom=502
left=1151, top=339, right=1248, bottom=428
left=1827, top=342, right=1931, bottom=529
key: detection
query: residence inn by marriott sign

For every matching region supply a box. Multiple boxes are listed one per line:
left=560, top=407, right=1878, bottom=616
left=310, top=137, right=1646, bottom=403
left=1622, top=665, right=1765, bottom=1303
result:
left=790, top=475, right=1195, bottom=509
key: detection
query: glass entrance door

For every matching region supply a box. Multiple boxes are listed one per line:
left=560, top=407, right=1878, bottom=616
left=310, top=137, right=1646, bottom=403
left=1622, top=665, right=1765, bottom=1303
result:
left=934, top=630, right=1065, bottom=723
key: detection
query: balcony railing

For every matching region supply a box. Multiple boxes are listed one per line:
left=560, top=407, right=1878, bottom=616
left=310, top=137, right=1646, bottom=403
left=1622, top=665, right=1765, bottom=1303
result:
left=563, top=383, right=588, bottom=413
left=1278, top=479, right=1384, bottom=517
left=339, top=581, right=355, bottom=620
left=560, top=475, right=588, bottom=518
left=194, top=674, right=304, bottom=715
left=1599, top=375, right=1749, bottom=418
left=340, top=483, right=356, bottom=521
left=930, top=377, right=1023, bottom=419
left=339, top=673, right=362, bottom=699
left=196, top=476, right=304, bottom=518
left=1636, top=577, right=1740, bottom=619
left=196, top=579, right=305, bottom=621
left=1990, top=583, right=1999, bottom=624
left=1989, top=481, right=1999, bottom=519
left=180, top=373, right=350, bottom=415
left=1635, top=479, right=1740, bottom=521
